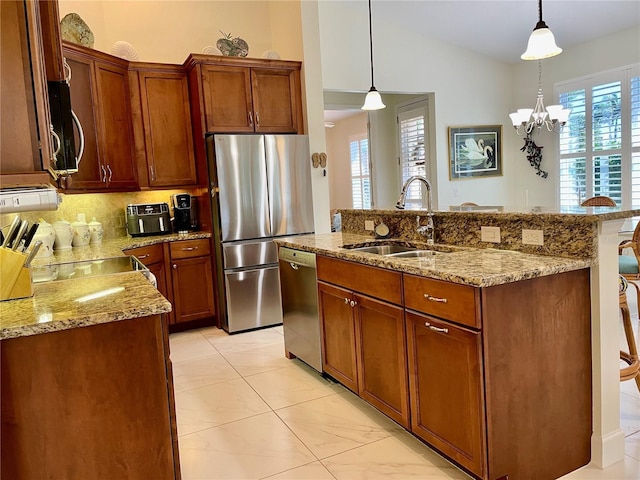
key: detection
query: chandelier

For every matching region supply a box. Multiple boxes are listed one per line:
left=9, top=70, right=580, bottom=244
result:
left=362, top=0, right=385, bottom=111
left=509, top=60, right=570, bottom=135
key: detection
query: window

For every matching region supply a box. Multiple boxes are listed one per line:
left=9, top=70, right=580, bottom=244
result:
left=350, top=134, right=371, bottom=209
left=398, top=101, right=429, bottom=208
left=557, top=65, right=640, bottom=208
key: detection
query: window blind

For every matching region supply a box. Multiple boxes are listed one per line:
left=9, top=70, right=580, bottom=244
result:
left=398, top=106, right=427, bottom=207
left=350, top=135, right=371, bottom=209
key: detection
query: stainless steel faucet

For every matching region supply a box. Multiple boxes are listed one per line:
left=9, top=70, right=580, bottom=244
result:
left=396, top=175, right=435, bottom=245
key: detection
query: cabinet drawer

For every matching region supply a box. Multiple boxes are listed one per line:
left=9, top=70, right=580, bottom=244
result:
left=169, top=239, right=210, bottom=260
left=317, top=256, right=402, bottom=305
left=404, top=274, right=481, bottom=329
left=126, top=243, right=164, bottom=265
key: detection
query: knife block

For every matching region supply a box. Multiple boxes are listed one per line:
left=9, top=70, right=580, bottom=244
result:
left=0, top=248, right=33, bottom=301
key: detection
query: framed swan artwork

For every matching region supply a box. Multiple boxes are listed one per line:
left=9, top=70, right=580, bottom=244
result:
left=448, top=125, right=502, bottom=179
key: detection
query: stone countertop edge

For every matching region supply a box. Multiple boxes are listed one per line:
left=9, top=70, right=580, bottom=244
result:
left=1, top=232, right=209, bottom=340
left=275, top=232, right=594, bottom=288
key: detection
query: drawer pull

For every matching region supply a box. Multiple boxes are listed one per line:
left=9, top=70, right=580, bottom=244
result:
left=423, top=293, right=448, bottom=303
left=344, top=297, right=350, bottom=304
left=172, top=264, right=177, bottom=269
left=182, top=246, right=198, bottom=251
left=138, top=254, right=150, bottom=259
left=424, top=322, right=449, bottom=334
left=350, top=300, right=357, bottom=307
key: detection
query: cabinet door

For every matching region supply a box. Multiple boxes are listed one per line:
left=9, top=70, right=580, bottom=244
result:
left=201, top=65, right=253, bottom=132
left=406, top=311, right=486, bottom=478
left=251, top=68, right=301, bottom=133
left=355, top=294, right=410, bottom=428
left=317, top=281, right=358, bottom=392
left=138, top=71, right=197, bottom=187
left=64, top=53, right=104, bottom=190
left=170, top=256, right=215, bottom=323
left=148, top=261, right=169, bottom=306
left=93, top=61, right=138, bottom=190
left=0, top=0, right=52, bottom=185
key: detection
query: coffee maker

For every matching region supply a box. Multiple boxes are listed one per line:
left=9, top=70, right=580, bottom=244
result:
left=171, top=193, right=198, bottom=233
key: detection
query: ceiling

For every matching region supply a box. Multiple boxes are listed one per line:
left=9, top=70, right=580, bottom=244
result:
left=372, top=0, right=640, bottom=64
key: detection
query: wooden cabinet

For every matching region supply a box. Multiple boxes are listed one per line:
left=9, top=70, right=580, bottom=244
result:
left=0, top=0, right=53, bottom=186
left=406, top=310, right=485, bottom=477
left=317, top=256, right=410, bottom=427
left=187, top=55, right=303, bottom=134
left=1, top=314, right=180, bottom=479
left=168, top=239, right=215, bottom=324
left=126, top=243, right=169, bottom=302
left=129, top=64, right=197, bottom=188
left=63, top=43, right=138, bottom=192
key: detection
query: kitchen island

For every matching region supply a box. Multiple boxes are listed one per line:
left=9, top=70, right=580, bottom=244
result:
left=276, top=206, right=640, bottom=479
left=0, top=234, right=199, bottom=479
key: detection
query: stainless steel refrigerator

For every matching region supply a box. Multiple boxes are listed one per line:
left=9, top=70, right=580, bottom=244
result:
left=206, top=134, right=315, bottom=333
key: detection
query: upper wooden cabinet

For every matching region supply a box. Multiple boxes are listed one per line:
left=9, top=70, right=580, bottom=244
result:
left=129, top=64, right=197, bottom=188
left=186, top=55, right=303, bottom=134
left=0, top=0, right=53, bottom=186
left=63, top=43, right=138, bottom=192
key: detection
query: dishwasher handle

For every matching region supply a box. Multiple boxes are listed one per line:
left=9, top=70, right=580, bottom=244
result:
left=278, top=247, right=316, bottom=269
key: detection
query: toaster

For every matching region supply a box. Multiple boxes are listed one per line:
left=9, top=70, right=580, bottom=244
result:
left=126, top=203, right=171, bottom=237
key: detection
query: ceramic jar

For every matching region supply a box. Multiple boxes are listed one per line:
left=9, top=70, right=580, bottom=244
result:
left=88, top=217, right=103, bottom=245
left=31, top=219, right=56, bottom=258
left=72, top=214, right=90, bottom=247
left=53, top=219, right=74, bottom=250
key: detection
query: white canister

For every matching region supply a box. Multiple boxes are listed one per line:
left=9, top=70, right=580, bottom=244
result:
left=32, top=219, right=56, bottom=258
left=53, top=219, right=74, bottom=250
left=72, top=214, right=91, bottom=247
left=88, top=217, right=103, bottom=245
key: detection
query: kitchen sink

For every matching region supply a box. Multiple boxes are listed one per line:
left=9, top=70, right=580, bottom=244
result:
left=386, top=250, right=437, bottom=258
left=348, top=245, right=417, bottom=255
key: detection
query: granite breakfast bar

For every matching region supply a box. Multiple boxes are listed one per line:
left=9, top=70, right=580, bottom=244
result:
left=276, top=207, right=640, bottom=478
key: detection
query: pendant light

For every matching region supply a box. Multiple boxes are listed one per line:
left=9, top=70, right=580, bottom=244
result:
left=362, top=0, right=385, bottom=110
left=521, top=0, right=562, bottom=60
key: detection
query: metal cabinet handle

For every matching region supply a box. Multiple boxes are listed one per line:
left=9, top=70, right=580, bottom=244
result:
left=344, top=297, right=350, bottom=304
left=172, top=264, right=177, bottom=269
left=290, top=262, right=299, bottom=270
left=255, top=111, right=260, bottom=126
left=424, top=322, right=449, bottom=334
left=107, top=164, right=113, bottom=182
left=423, top=293, right=448, bottom=303
left=350, top=300, right=357, bottom=307
left=138, top=254, right=150, bottom=259
left=101, top=165, right=107, bottom=182
left=248, top=111, right=254, bottom=127
left=182, top=246, right=198, bottom=251
left=150, top=165, right=155, bottom=181
left=71, top=109, right=84, bottom=166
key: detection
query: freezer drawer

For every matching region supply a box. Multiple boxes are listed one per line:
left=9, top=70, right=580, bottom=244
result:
left=223, top=239, right=278, bottom=269
left=224, top=265, right=282, bottom=333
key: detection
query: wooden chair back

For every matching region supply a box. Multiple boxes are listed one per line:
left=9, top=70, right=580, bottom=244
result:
left=581, top=196, right=616, bottom=207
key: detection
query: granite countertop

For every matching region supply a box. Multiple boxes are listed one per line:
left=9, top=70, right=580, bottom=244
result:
left=1, top=232, right=210, bottom=340
left=275, top=232, right=593, bottom=288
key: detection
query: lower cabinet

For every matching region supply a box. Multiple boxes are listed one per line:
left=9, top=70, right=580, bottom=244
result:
left=317, top=256, right=410, bottom=428
left=126, top=238, right=216, bottom=327
left=1, top=314, right=180, bottom=479
left=317, top=255, right=592, bottom=480
left=405, top=310, right=485, bottom=477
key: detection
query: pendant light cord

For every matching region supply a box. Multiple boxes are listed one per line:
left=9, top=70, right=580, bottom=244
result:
left=538, top=0, right=543, bottom=23
left=368, top=0, right=375, bottom=87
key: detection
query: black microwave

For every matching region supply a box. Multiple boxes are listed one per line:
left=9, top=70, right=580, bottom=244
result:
left=48, top=80, right=78, bottom=173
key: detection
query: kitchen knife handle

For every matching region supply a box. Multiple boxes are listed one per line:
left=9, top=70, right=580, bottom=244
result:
left=21, top=223, right=39, bottom=252
left=2, top=216, right=22, bottom=248
left=11, top=221, right=29, bottom=251
left=24, top=241, right=42, bottom=268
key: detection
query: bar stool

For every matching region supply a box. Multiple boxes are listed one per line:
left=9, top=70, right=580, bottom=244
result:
left=619, top=276, right=640, bottom=392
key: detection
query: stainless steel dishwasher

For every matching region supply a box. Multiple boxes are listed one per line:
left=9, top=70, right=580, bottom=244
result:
left=278, top=247, right=322, bottom=372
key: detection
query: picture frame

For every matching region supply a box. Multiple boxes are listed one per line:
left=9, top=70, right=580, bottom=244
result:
left=448, top=125, right=502, bottom=180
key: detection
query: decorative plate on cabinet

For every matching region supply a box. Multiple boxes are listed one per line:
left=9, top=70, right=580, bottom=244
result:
left=111, top=41, right=140, bottom=61
left=261, top=50, right=281, bottom=60
left=202, top=45, right=222, bottom=56
left=60, top=13, right=94, bottom=48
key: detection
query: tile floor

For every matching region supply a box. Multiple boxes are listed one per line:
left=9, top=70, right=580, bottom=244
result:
left=170, top=298, right=640, bottom=480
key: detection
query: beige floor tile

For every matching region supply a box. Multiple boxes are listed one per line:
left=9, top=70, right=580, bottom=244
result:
left=244, top=359, right=343, bottom=409
left=261, top=461, right=335, bottom=480
left=275, top=391, right=404, bottom=459
left=627, top=432, right=640, bottom=461
left=203, top=326, right=284, bottom=353
left=621, top=392, right=640, bottom=437
left=322, top=434, right=471, bottom=480
left=175, top=378, right=270, bottom=436
left=169, top=330, right=218, bottom=362
left=172, top=353, right=241, bottom=393
left=559, top=455, right=640, bottom=479
left=178, top=412, right=316, bottom=480
left=218, top=341, right=297, bottom=376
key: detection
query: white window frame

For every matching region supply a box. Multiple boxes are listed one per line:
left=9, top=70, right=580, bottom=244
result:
left=555, top=64, right=640, bottom=209
left=349, top=133, right=371, bottom=209
left=396, top=98, right=430, bottom=208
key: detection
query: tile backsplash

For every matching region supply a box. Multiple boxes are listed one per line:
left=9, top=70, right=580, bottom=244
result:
left=1, top=190, right=189, bottom=240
